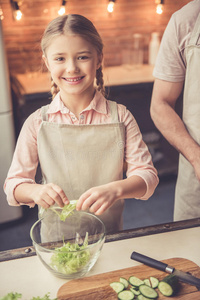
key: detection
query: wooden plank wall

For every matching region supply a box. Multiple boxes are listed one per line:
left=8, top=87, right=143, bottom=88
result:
left=1, top=0, right=191, bottom=75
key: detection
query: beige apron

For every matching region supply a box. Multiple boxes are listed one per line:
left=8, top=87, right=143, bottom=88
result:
left=37, top=99, right=125, bottom=234
left=174, top=13, right=200, bottom=221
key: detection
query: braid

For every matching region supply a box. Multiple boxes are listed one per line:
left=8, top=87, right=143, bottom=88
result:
left=96, top=66, right=105, bottom=97
left=51, top=79, right=60, bottom=100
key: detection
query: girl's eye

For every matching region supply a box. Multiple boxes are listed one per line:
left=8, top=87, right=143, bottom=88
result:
left=55, top=57, right=65, bottom=62
left=78, top=56, right=89, bottom=60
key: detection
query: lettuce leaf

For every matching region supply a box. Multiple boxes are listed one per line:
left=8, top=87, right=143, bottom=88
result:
left=57, top=201, right=77, bottom=221
left=0, top=293, right=22, bottom=300
left=30, top=293, right=56, bottom=300
left=50, top=232, right=90, bottom=274
left=0, top=293, right=56, bottom=300
left=40, top=200, right=77, bottom=222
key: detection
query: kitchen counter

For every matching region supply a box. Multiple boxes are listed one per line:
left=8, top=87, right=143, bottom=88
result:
left=0, top=218, right=200, bottom=299
left=16, top=64, right=154, bottom=95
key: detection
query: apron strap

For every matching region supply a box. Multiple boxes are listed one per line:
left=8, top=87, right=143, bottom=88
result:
left=108, top=100, right=119, bottom=123
left=189, top=12, right=200, bottom=46
left=41, top=104, right=50, bottom=121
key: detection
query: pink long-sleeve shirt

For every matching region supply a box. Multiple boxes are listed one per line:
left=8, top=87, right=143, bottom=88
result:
left=4, top=91, right=158, bottom=206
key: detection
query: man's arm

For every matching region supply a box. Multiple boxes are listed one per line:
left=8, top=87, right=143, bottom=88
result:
left=150, top=78, right=200, bottom=180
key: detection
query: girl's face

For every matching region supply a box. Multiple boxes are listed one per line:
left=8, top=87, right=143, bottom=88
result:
left=43, top=34, right=102, bottom=100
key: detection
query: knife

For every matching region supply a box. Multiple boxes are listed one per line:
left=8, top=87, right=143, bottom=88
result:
left=131, top=251, right=200, bottom=288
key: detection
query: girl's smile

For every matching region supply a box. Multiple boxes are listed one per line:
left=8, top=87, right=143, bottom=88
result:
left=43, top=34, right=102, bottom=110
left=62, top=76, right=85, bottom=84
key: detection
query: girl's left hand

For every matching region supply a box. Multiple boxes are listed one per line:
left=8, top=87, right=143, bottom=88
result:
left=76, top=184, right=119, bottom=215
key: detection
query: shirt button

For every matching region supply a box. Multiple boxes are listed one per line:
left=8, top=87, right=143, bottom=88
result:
left=80, top=115, right=84, bottom=120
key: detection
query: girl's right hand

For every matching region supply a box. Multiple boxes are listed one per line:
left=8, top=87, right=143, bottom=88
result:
left=29, top=183, right=69, bottom=208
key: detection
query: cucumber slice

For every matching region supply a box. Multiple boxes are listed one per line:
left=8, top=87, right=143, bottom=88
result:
left=137, top=295, right=150, bottom=300
left=118, top=290, right=134, bottom=300
left=120, top=277, right=129, bottom=289
left=144, top=279, right=151, bottom=287
left=158, top=274, right=179, bottom=296
left=150, top=277, right=159, bottom=289
left=139, top=284, right=158, bottom=299
left=130, top=287, right=140, bottom=296
left=129, top=276, right=144, bottom=287
left=110, top=282, right=124, bottom=293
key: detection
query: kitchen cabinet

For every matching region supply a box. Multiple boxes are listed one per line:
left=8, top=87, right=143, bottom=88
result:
left=105, top=82, right=183, bottom=177
left=106, top=82, right=155, bottom=133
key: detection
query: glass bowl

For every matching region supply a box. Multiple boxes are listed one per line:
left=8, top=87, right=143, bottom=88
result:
left=30, top=209, right=106, bottom=279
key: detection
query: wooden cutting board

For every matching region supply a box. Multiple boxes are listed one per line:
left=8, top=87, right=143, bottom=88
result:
left=57, top=258, right=200, bottom=299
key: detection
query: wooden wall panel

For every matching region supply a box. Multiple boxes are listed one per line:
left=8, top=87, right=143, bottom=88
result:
left=0, top=0, right=191, bottom=74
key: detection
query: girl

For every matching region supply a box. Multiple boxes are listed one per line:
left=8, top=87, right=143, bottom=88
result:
left=4, top=14, right=158, bottom=233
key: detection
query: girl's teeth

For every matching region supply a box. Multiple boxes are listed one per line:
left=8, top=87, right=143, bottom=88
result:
left=66, top=77, right=82, bottom=82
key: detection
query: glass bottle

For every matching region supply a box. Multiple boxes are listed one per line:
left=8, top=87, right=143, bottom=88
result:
left=132, top=33, right=144, bottom=67
left=148, top=32, right=160, bottom=65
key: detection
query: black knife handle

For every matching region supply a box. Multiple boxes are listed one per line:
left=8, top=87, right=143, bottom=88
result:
left=131, top=251, right=170, bottom=272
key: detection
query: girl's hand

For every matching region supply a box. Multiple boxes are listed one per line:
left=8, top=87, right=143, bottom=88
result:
left=76, top=184, right=119, bottom=215
left=30, top=183, right=69, bottom=209
left=76, top=176, right=148, bottom=215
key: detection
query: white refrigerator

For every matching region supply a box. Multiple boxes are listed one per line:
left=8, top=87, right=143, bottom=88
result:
left=0, top=19, right=22, bottom=223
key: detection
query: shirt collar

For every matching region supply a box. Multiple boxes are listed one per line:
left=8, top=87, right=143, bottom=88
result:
left=47, top=93, right=68, bottom=114
left=46, top=90, right=108, bottom=115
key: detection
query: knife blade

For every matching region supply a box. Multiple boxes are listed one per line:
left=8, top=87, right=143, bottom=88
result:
left=131, top=251, right=200, bottom=288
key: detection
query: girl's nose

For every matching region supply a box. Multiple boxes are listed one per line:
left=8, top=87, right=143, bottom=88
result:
left=66, top=59, right=79, bottom=73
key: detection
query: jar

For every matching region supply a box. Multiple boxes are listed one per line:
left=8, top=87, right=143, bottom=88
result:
left=148, top=32, right=160, bottom=65
left=132, top=33, right=144, bottom=66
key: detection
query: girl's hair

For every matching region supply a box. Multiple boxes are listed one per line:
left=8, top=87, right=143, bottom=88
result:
left=41, top=14, right=105, bottom=99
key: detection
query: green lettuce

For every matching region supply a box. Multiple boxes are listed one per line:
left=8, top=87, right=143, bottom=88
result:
left=40, top=200, right=77, bottom=221
left=0, top=293, right=22, bottom=300
left=0, top=293, right=56, bottom=300
left=50, top=233, right=90, bottom=274
left=31, top=293, right=56, bottom=300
